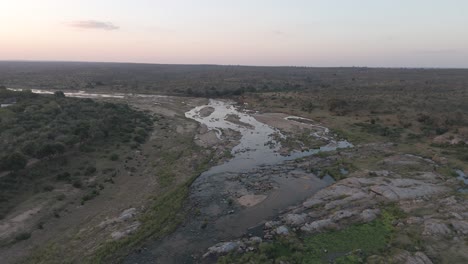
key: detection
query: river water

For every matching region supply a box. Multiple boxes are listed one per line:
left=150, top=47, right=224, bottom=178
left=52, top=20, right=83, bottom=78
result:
left=6, top=87, right=166, bottom=99
left=8, top=87, right=353, bottom=262
left=125, top=99, right=352, bottom=263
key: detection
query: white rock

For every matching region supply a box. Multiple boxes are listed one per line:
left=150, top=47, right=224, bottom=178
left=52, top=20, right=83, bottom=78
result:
left=330, top=210, right=355, bottom=221
left=203, top=241, right=243, bottom=258
left=275, top=226, right=289, bottom=235
left=284, top=214, right=307, bottom=226
left=301, top=219, right=334, bottom=233
left=360, top=209, right=380, bottom=222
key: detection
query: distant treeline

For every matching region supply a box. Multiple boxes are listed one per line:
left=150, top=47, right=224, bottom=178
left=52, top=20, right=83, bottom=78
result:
left=1, top=62, right=467, bottom=97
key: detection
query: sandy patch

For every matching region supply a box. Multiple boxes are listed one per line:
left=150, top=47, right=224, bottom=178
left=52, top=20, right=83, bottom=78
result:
left=237, top=194, right=267, bottom=207
left=254, top=113, right=318, bottom=133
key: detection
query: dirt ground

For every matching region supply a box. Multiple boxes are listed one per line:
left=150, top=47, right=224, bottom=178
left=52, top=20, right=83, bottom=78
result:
left=0, top=95, right=238, bottom=263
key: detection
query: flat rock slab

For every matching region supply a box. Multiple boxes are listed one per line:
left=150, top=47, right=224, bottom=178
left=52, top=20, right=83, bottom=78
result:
left=237, top=194, right=267, bottom=207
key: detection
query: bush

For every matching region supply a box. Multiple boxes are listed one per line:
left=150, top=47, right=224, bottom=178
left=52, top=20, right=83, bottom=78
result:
left=15, top=232, right=31, bottom=241
left=85, top=166, right=97, bottom=176
left=109, top=153, right=119, bottom=161
left=54, top=91, right=65, bottom=98
left=56, top=172, right=71, bottom=181
left=0, top=152, right=27, bottom=171
left=36, top=143, right=65, bottom=159
left=43, top=185, right=54, bottom=192
left=72, top=180, right=83, bottom=189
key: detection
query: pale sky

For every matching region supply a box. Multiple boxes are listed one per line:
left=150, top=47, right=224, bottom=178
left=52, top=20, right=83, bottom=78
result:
left=1, top=0, right=467, bottom=67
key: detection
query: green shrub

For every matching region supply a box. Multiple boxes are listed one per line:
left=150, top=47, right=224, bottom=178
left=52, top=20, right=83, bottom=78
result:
left=109, top=154, right=119, bottom=161
left=15, top=232, right=31, bottom=241
left=0, top=152, right=27, bottom=171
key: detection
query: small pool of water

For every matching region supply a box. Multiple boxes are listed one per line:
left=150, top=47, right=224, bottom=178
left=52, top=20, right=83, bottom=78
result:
left=455, top=169, right=468, bottom=184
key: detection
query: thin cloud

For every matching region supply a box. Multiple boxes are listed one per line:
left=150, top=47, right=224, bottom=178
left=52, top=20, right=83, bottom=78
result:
left=68, top=20, right=119, bottom=31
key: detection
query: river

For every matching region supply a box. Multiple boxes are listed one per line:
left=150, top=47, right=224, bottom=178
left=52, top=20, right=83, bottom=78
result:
left=124, top=99, right=352, bottom=263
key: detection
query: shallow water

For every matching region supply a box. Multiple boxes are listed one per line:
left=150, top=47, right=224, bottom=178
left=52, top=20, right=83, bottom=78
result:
left=7, top=87, right=167, bottom=99
left=455, top=169, right=468, bottom=184
left=124, top=100, right=353, bottom=263
left=185, top=99, right=352, bottom=173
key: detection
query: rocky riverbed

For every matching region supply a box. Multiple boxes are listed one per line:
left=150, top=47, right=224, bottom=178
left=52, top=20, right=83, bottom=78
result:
left=203, top=143, right=468, bottom=263
left=124, top=99, right=354, bottom=263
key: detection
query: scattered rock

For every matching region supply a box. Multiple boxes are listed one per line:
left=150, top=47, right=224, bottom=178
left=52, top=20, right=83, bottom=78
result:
left=330, top=210, right=355, bottom=221
left=450, top=220, right=468, bottom=235
left=422, top=219, right=452, bottom=236
left=264, top=221, right=281, bottom=229
left=203, top=241, right=244, bottom=258
left=283, top=214, right=307, bottom=226
left=275, top=226, right=289, bottom=235
left=301, top=219, right=334, bottom=233
left=249, top=236, right=262, bottom=244
left=110, top=221, right=141, bottom=240
left=360, top=209, right=380, bottom=222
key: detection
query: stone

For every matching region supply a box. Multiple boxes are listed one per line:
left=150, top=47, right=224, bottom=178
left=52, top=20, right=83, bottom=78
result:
left=422, top=220, right=452, bottom=236
left=275, top=226, right=289, bottom=235
left=302, top=198, right=323, bottom=208
left=301, top=219, right=334, bottom=233
left=330, top=210, right=355, bottom=221
left=360, top=209, right=380, bottom=222
left=249, top=236, right=262, bottom=244
left=284, top=214, right=307, bottom=226
left=264, top=221, right=281, bottom=229
left=450, top=220, right=468, bottom=235
left=203, top=241, right=244, bottom=258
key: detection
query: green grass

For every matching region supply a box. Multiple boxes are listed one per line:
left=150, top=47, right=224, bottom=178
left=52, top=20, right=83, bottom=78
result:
left=219, top=206, right=402, bottom=264
left=88, top=153, right=213, bottom=263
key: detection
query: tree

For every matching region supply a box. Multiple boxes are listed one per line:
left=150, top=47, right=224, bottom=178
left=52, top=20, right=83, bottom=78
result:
left=54, top=91, right=65, bottom=98
left=1, top=152, right=27, bottom=171
left=74, top=122, right=91, bottom=143
left=36, top=143, right=65, bottom=159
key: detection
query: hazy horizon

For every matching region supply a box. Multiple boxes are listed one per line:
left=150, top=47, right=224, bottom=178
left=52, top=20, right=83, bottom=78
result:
left=1, top=1, right=468, bottom=68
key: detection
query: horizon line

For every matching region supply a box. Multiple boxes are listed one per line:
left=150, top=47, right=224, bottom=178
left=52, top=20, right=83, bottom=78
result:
left=1, top=59, right=467, bottom=70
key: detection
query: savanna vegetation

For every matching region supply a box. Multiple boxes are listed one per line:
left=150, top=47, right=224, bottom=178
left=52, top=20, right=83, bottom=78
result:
left=0, top=88, right=152, bottom=218
left=0, top=62, right=467, bottom=263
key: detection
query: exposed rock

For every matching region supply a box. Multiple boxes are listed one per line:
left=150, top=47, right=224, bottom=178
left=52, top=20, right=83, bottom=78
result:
left=422, top=219, right=452, bottom=236
left=301, top=219, right=334, bottom=233
left=450, top=220, right=468, bottom=235
left=330, top=210, right=355, bottom=221
left=237, top=194, right=267, bottom=207
left=110, top=221, right=141, bottom=240
left=302, top=198, right=323, bottom=208
left=264, top=221, right=281, bottom=229
left=199, top=106, right=215, bottom=118
left=283, top=214, right=307, bottom=226
left=248, top=236, right=262, bottom=244
left=392, top=250, right=433, bottom=264
left=203, top=241, right=244, bottom=258
left=275, top=226, right=289, bottom=235
left=406, top=217, right=424, bottom=225
left=370, top=185, right=400, bottom=201
left=99, top=208, right=137, bottom=228
left=360, top=209, right=380, bottom=222
left=406, top=252, right=434, bottom=264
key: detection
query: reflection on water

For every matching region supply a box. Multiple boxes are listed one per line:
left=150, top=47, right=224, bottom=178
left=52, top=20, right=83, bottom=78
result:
left=185, top=99, right=352, bottom=174
left=455, top=169, right=468, bottom=184
left=7, top=87, right=167, bottom=99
